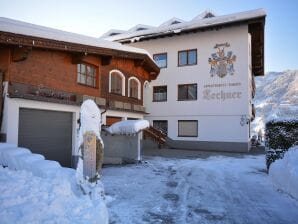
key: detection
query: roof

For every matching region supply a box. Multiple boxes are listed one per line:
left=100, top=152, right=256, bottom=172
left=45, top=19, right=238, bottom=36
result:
left=0, top=17, right=160, bottom=76
left=103, top=9, right=266, bottom=76
left=104, top=9, right=266, bottom=42
left=158, top=17, right=185, bottom=27
left=101, top=29, right=126, bottom=38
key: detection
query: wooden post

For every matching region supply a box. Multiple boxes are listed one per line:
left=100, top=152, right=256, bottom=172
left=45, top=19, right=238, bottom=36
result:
left=83, top=131, right=97, bottom=181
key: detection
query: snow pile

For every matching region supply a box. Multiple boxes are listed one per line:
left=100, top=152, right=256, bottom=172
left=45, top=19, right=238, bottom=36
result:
left=252, top=70, right=298, bottom=135
left=0, top=143, right=63, bottom=179
left=0, top=166, right=108, bottom=224
left=0, top=141, right=109, bottom=223
left=106, top=120, right=149, bottom=135
left=78, top=99, right=103, bottom=148
left=269, top=145, right=298, bottom=199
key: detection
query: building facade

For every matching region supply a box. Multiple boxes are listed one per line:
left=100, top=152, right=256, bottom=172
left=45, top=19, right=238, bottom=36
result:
left=104, top=9, right=266, bottom=152
left=0, top=17, right=159, bottom=167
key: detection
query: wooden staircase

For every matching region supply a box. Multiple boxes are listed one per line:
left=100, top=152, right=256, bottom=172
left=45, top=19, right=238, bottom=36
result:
left=143, top=126, right=167, bottom=148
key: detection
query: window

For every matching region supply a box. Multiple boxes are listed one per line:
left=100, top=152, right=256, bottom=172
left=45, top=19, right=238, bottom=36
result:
left=153, top=53, right=167, bottom=68
left=178, top=49, right=197, bottom=66
left=178, top=84, right=197, bottom=101
left=178, top=120, right=198, bottom=137
left=153, top=86, right=167, bottom=102
left=153, top=120, right=168, bottom=135
left=77, top=64, right=97, bottom=87
left=128, top=77, right=141, bottom=99
left=109, top=70, right=125, bottom=95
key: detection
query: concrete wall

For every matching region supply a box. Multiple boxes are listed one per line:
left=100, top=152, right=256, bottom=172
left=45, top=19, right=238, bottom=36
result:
left=102, top=131, right=141, bottom=164
left=130, top=25, right=251, bottom=148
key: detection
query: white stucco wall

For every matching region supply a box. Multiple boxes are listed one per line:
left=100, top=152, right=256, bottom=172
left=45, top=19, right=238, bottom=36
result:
left=131, top=25, right=251, bottom=143
left=1, top=96, right=80, bottom=155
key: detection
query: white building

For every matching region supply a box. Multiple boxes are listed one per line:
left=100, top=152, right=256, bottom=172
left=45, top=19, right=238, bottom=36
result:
left=104, top=9, right=266, bottom=152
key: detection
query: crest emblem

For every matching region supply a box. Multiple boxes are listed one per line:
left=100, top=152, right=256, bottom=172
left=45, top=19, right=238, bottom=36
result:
left=208, top=42, right=236, bottom=78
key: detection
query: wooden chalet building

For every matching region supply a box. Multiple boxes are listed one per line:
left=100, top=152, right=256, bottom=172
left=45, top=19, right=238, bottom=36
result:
left=0, top=17, right=159, bottom=167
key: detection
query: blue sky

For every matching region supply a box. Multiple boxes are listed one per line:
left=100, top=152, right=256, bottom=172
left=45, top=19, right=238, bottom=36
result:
left=0, top=0, right=297, bottom=72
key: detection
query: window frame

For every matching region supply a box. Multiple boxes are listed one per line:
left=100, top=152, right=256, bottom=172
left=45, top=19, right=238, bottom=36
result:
left=178, top=120, right=198, bottom=137
left=153, top=85, right=167, bottom=102
left=109, top=69, right=126, bottom=96
left=128, top=76, right=141, bottom=100
left=153, top=53, right=168, bottom=69
left=178, top=49, right=197, bottom=67
left=77, top=63, right=98, bottom=88
left=177, top=83, right=197, bottom=101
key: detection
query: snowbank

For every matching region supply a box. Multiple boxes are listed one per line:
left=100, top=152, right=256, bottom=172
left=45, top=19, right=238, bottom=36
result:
left=269, top=145, right=298, bottom=199
left=0, top=142, right=109, bottom=223
left=0, top=166, right=108, bottom=224
left=106, top=120, right=149, bottom=135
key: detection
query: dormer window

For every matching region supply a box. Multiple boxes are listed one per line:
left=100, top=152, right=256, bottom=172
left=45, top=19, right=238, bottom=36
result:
left=203, top=12, right=215, bottom=18
left=77, top=64, right=97, bottom=87
left=136, top=27, right=147, bottom=31
left=171, top=21, right=181, bottom=25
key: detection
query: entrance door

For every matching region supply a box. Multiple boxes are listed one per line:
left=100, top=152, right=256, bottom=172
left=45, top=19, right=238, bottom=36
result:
left=106, top=116, right=122, bottom=126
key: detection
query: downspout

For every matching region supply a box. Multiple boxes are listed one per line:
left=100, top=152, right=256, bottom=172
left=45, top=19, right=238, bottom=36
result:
left=0, top=70, right=5, bottom=141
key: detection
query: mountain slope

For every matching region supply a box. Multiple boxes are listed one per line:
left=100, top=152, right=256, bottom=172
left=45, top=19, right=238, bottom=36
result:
left=252, top=70, right=298, bottom=134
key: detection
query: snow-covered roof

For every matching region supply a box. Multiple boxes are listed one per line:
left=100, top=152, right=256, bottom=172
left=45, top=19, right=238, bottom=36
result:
left=192, top=10, right=217, bottom=20
left=100, top=29, right=126, bottom=38
left=0, top=17, right=150, bottom=56
left=158, top=17, right=185, bottom=27
left=105, top=9, right=266, bottom=42
left=128, top=24, right=155, bottom=32
left=106, top=120, right=150, bottom=135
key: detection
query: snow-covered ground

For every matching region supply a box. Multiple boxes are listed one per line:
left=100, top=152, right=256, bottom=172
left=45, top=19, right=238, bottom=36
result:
left=270, top=145, right=298, bottom=200
left=102, top=155, right=298, bottom=224
left=0, top=166, right=107, bottom=224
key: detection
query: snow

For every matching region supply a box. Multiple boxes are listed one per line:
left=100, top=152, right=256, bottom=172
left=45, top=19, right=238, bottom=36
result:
left=270, top=145, right=298, bottom=199
left=106, top=120, right=150, bottom=135
left=158, top=17, right=185, bottom=27
left=78, top=99, right=103, bottom=148
left=102, top=155, right=298, bottom=223
left=0, top=141, right=109, bottom=224
left=252, top=70, right=298, bottom=135
left=0, top=17, right=151, bottom=56
left=105, top=9, right=266, bottom=41
left=76, top=100, right=105, bottom=192
left=0, top=166, right=108, bottom=224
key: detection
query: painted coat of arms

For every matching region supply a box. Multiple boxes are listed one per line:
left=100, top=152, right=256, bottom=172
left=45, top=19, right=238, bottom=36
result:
left=208, top=42, right=236, bottom=78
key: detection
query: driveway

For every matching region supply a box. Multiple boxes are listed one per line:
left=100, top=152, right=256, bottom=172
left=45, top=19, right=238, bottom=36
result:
left=102, top=155, right=298, bottom=224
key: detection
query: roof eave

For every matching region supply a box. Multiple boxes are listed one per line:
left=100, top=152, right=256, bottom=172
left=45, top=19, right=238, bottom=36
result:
left=0, top=31, right=160, bottom=76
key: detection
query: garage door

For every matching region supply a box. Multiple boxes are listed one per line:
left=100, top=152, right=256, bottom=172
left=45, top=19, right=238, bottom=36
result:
left=18, top=108, right=73, bottom=167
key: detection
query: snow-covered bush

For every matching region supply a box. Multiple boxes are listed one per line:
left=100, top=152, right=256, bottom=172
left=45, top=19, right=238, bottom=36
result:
left=265, top=119, right=298, bottom=150
left=269, top=145, right=298, bottom=199
left=265, top=119, right=298, bottom=169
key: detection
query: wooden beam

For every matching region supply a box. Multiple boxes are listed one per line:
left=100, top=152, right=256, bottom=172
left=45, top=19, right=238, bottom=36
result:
left=101, top=55, right=112, bottom=66
left=11, top=46, right=31, bottom=62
